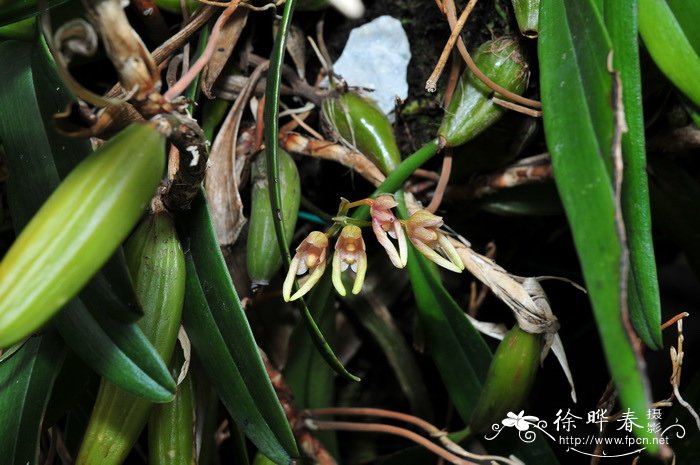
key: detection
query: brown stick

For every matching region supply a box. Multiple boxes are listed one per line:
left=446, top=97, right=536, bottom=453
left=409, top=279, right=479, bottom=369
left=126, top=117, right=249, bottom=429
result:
left=308, top=420, right=478, bottom=465
left=427, top=152, right=452, bottom=213
left=164, top=0, right=243, bottom=99
left=425, top=0, right=478, bottom=92
left=441, top=0, right=542, bottom=109
left=281, top=132, right=386, bottom=186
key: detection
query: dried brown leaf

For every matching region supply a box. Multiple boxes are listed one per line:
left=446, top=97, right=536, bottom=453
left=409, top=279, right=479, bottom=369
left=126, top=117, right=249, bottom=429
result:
left=201, top=8, right=249, bottom=98
left=286, top=24, right=307, bottom=80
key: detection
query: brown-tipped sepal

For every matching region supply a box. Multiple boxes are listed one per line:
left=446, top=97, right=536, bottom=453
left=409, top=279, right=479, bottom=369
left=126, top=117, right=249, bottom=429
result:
left=405, top=210, right=463, bottom=273
left=369, top=194, right=408, bottom=268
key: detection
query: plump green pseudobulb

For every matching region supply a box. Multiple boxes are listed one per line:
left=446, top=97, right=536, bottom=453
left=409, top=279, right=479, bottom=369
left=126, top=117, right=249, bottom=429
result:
left=323, top=90, right=402, bottom=175
left=76, top=212, right=186, bottom=465
left=247, top=147, right=301, bottom=287
left=0, top=123, right=165, bottom=348
left=438, top=37, right=529, bottom=148
left=469, top=325, right=542, bottom=433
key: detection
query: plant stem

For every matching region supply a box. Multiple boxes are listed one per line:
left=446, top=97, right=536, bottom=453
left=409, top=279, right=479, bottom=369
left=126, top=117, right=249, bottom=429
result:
left=352, top=138, right=441, bottom=221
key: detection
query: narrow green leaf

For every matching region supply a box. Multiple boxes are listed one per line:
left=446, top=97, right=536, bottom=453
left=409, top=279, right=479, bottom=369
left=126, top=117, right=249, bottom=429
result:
left=0, top=333, right=65, bottom=465
left=178, top=192, right=298, bottom=460
left=405, top=248, right=491, bottom=421
left=181, top=255, right=292, bottom=465
left=638, top=0, right=700, bottom=106
left=604, top=0, right=662, bottom=348
left=263, top=0, right=357, bottom=382
left=539, top=0, right=656, bottom=448
left=53, top=302, right=176, bottom=401
left=664, top=0, right=700, bottom=55
left=396, top=193, right=491, bottom=423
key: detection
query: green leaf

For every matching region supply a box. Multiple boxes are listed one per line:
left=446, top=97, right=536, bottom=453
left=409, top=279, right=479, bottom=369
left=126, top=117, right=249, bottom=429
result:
left=665, top=0, right=700, bottom=54
left=262, top=0, right=357, bottom=382
left=31, top=34, right=145, bottom=324
left=603, top=0, right=662, bottom=348
left=539, top=0, right=656, bottom=449
left=182, top=255, right=292, bottom=465
left=397, top=192, right=491, bottom=423
left=638, top=0, right=700, bottom=106
left=405, top=248, right=491, bottom=421
left=0, top=333, right=65, bottom=465
left=178, top=192, right=298, bottom=462
left=52, top=301, right=176, bottom=401
left=0, top=38, right=142, bottom=325
left=0, top=39, right=175, bottom=401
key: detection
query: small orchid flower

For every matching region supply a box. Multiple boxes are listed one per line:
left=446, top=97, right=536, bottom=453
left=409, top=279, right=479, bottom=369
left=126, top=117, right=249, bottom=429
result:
left=502, top=411, right=539, bottom=431
left=283, top=231, right=329, bottom=302
left=370, top=194, right=407, bottom=268
left=404, top=210, right=464, bottom=273
left=332, top=225, right=368, bottom=296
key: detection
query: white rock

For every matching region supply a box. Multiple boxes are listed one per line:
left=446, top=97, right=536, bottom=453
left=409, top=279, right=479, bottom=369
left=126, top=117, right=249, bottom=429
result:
left=330, top=15, right=411, bottom=120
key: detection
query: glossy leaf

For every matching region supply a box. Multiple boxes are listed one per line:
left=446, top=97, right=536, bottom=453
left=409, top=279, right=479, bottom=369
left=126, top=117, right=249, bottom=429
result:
left=397, top=193, right=491, bottom=423
left=539, top=0, right=656, bottom=448
left=0, top=38, right=143, bottom=325
left=638, top=0, right=700, bottom=106
left=76, top=214, right=186, bottom=465
left=0, top=333, right=65, bottom=465
left=31, top=34, right=144, bottom=323
left=666, top=0, right=700, bottom=54
left=178, top=192, right=297, bottom=459
left=603, top=0, right=662, bottom=348
left=53, top=301, right=177, bottom=401
left=181, top=255, right=292, bottom=465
